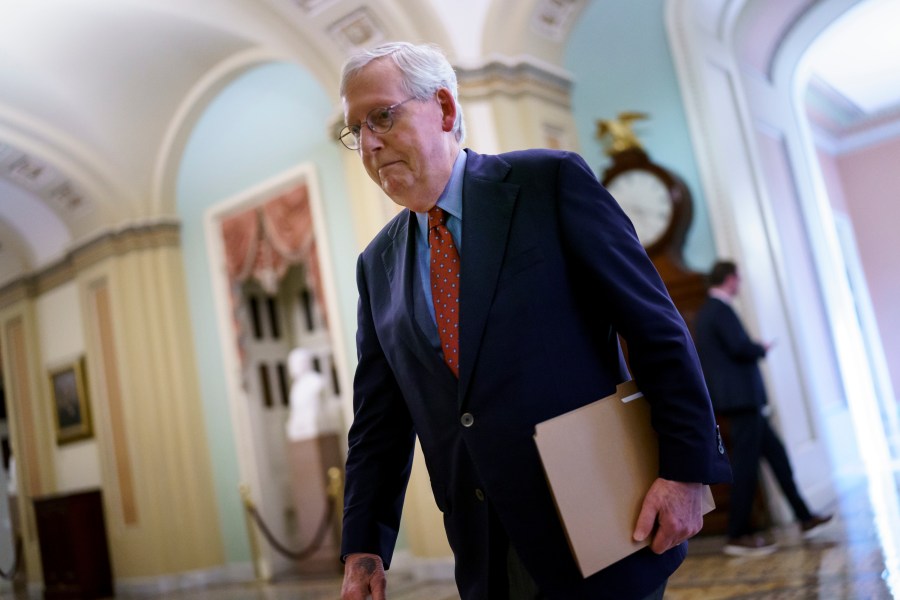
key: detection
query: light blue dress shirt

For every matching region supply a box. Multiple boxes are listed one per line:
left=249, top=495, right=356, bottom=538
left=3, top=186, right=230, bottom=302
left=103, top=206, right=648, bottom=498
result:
left=414, top=149, right=466, bottom=327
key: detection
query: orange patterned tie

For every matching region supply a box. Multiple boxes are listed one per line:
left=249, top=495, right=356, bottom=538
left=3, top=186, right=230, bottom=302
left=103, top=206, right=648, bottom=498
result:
left=428, top=206, right=460, bottom=377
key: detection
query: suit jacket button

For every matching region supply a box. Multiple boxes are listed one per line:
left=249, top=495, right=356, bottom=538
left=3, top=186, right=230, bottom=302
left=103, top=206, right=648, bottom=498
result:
left=460, top=413, right=474, bottom=427
left=475, top=488, right=485, bottom=501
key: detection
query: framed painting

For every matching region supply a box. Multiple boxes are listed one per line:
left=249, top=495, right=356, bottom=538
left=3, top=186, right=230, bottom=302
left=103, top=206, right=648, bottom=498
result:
left=48, top=357, right=93, bottom=444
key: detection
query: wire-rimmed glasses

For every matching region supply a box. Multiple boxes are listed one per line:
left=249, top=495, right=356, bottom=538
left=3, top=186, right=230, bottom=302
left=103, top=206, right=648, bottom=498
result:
left=339, top=96, right=417, bottom=150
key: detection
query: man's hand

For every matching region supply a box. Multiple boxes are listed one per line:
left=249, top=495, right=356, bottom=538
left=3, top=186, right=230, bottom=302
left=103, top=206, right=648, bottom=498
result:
left=341, top=553, right=387, bottom=600
left=632, top=478, right=704, bottom=554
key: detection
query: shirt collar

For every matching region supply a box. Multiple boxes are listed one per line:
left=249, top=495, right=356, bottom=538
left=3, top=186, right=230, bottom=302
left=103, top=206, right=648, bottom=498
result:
left=709, top=287, right=733, bottom=304
left=415, top=149, right=466, bottom=235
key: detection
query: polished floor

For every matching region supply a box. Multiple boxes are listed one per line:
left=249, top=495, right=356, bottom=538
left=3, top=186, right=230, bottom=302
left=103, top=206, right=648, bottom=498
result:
left=665, top=474, right=899, bottom=599
left=3, top=474, right=898, bottom=599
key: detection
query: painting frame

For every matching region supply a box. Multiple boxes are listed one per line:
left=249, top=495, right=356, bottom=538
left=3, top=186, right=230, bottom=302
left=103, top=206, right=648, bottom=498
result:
left=48, top=357, right=93, bottom=445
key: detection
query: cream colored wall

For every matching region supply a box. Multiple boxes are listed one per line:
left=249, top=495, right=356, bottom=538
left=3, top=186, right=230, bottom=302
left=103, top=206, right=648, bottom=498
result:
left=0, top=226, right=225, bottom=584
left=36, top=282, right=104, bottom=491
left=36, top=283, right=83, bottom=362
left=0, top=297, right=55, bottom=583
left=78, top=239, right=224, bottom=579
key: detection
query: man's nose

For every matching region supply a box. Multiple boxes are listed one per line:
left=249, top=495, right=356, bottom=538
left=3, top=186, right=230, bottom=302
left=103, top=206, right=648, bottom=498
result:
left=358, top=126, right=383, bottom=152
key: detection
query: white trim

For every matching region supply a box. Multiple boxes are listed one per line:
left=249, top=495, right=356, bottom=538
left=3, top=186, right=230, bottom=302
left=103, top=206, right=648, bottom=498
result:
left=113, top=562, right=255, bottom=597
left=810, top=114, right=900, bottom=155
left=151, top=47, right=285, bottom=215
left=203, top=162, right=351, bottom=578
left=666, top=0, right=843, bottom=509
left=670, top=9, right=900, bottom=585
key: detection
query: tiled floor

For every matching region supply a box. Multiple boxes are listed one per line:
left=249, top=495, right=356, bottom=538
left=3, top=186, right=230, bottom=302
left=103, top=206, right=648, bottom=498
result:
left=666, top=477, right=897, bottom=599
left=691, top=469, right=900, bottom=599
left=3, top=473, right=898, bottom=599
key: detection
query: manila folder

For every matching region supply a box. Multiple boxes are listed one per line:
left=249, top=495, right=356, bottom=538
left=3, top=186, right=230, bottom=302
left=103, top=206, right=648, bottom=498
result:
left=533, top=380, right=714, bottom=578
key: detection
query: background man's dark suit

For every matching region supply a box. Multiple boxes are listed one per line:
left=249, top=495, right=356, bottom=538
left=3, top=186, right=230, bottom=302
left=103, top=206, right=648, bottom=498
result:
left=343, top=148, right=731, bottom=599
left=693, top=297, right=767, bottom=415
left=694, top=294, right=815, bottom=541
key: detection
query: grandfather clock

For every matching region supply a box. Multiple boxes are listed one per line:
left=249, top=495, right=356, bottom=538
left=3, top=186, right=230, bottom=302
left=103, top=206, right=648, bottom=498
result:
left=596, top=113, right=707, bottom=332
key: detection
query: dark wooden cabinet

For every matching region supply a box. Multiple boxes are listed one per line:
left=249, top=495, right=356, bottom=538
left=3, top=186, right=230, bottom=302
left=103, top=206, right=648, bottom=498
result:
left=33, top=489, right=113, bottom=599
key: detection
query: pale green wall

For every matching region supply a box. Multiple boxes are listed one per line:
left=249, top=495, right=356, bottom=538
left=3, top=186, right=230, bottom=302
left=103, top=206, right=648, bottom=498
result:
left=175, top=61, right=357, bottom=563
left=565, top=0, right=715, bottom=270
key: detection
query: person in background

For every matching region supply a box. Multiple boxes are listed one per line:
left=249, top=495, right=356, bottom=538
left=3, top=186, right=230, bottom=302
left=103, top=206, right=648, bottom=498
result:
left=337, top=41, right=731, bottom=600
left=693, top=260, right=832, bottom=557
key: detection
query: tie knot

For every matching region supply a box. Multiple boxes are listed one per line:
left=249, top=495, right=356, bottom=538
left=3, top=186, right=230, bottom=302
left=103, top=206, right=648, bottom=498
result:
left=428, top=206, right=447, bottom=228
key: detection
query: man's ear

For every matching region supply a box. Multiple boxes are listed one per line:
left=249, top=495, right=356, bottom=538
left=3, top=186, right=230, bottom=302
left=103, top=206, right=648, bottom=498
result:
left=436, top=88, right=457, bottom=133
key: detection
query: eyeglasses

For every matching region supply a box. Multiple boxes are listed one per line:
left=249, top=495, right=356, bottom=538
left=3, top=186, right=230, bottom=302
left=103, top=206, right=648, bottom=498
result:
left=339, top=96, right=417, bottom=150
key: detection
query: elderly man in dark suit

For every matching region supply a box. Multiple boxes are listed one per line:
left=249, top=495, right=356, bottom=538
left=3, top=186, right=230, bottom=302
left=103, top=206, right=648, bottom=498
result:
left=694, top=260, right=831, bottom=556
left=337, top=42, right=731, bottom=600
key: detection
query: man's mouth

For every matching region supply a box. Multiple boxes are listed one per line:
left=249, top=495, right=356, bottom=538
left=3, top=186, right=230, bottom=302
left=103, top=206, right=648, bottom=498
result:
left=378, top=160, right=402, bottom=171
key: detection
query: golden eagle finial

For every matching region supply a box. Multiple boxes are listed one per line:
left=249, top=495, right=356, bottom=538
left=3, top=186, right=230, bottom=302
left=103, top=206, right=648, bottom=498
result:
left=595, top=112, right=648, bottom=156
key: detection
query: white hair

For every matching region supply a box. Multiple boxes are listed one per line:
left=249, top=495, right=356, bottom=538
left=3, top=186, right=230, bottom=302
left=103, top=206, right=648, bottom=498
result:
left=340, top=41, right=466, bottom=143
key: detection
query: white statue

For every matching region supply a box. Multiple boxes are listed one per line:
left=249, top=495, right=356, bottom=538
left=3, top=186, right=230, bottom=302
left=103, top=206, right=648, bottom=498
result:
left=285, top=348, right=340, bottom=440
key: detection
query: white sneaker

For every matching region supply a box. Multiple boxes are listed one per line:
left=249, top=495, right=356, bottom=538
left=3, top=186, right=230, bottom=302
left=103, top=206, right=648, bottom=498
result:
left=723, top=534, right=778, bottom=557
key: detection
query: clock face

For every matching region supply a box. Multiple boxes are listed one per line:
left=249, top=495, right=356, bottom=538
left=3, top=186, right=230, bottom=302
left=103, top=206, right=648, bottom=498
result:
left=606, top=169, right=673, bottom=248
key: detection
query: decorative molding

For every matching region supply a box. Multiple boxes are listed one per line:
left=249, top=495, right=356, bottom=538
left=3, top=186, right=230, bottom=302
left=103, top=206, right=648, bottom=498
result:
left=49, top=182, right=88, bottom=215
left=542, top=123, right=569, bottom=150
left=327, top=7, right=385, bottom=52
left=457, top=59, right=573, bottom=109
left=7, top=154, right=55, bottom=189
left=805, top=75, right=900, bottom=155
left=805, top=74, right=865, bottom=128
left=530, top=0, right=587, bottom=42
left=0, top=222, right=181, bottom=307
left=0, top=144, right=92, bottom=217
left=289, top=0, right=336, bottom=15
left=808, top=111, right=900, bottom=156
left=0, top=279, right=34, bottom=311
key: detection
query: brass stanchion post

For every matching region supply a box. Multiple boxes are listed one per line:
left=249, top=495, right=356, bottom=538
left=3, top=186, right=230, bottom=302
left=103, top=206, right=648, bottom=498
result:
left=239, top=484, right=265, bottom=581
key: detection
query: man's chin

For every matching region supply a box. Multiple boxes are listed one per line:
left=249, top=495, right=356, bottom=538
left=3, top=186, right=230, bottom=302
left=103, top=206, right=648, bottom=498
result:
left=379, top=180, right=412, bottom=207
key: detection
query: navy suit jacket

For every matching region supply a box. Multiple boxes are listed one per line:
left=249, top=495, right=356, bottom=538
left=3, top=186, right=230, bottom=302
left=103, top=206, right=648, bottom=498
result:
left=694, top=296, right=768, bottom=414
left=342, top=149, right=731, bottom=599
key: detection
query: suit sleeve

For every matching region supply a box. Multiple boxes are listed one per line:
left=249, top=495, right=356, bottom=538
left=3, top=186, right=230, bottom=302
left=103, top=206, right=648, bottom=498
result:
left=340, top=255, right=416, bottom=567
left=712, top=304, right=767, bottom=363
left=554, top=152, right=730, bottom=484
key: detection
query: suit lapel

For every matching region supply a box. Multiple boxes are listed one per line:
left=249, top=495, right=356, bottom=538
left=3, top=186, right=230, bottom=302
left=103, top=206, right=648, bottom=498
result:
left=458, top=151, right=519, bottom=403
left=381, top=211, right=439, bottom=375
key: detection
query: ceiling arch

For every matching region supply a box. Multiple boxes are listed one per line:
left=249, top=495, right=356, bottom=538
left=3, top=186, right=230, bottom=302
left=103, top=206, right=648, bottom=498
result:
left=0, top=0, right=457, bottom=287
left=482, top=0, right=587, bottom=66
left=0, top=176, right=68, bottom=275
left=150, top=48, right=288, bottom=218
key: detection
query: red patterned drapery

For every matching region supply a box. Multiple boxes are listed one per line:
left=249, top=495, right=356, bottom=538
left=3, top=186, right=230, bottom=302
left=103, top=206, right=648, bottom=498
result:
left=221, top=183, right=327, bottom=323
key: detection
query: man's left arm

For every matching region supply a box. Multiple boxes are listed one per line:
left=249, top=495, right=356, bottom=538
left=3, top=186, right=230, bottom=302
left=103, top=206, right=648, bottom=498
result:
left=553, top=152, right=730, bottom=546
left=555, top=152, right=727, bottom=475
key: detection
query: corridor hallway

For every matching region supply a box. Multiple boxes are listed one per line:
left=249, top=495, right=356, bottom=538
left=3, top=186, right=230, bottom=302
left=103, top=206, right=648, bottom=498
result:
left=43, top=471, right=892, bottom=600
